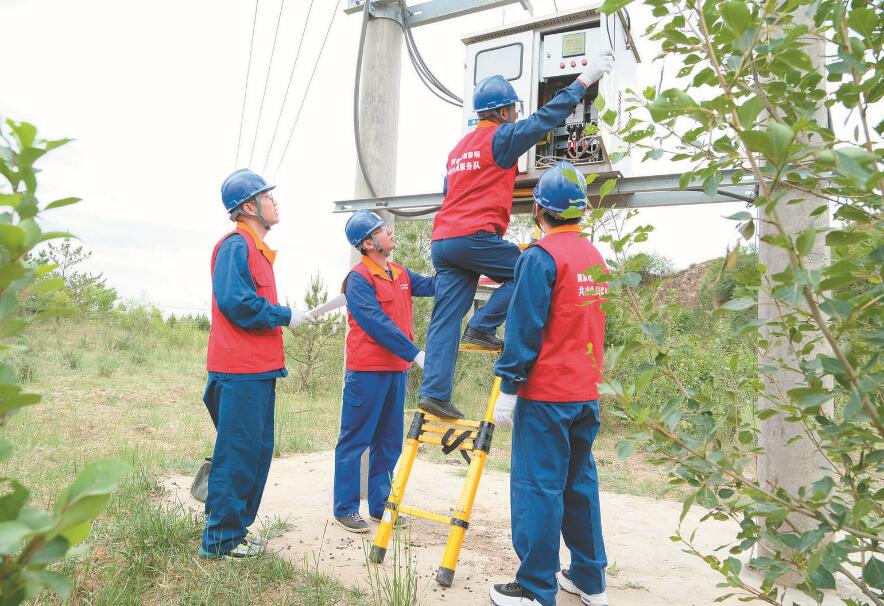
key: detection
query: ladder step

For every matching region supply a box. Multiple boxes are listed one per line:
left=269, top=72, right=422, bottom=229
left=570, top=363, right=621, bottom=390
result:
left=459, top=342, right=502, bottom=354
left=398, top=505, right=452, bottom=526
left=422, top=413, right=480, bottom=428
left=420, top=434, right=475, bottom=451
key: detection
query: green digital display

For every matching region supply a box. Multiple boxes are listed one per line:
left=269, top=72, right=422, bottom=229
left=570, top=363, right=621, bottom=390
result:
left=562, top=32, right=585, bottom=58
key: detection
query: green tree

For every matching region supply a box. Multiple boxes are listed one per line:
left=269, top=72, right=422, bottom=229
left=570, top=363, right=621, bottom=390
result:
left=0, top=119, right=128, bottom=604
left=585, top=0, right=883, bottom=602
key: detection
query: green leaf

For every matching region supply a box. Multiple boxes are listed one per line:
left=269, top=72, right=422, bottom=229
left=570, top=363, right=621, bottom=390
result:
left=0, top=224, right=26, bottom=253
left=0, top=519, right=32, bottom=555
left=10, top=121, right=38, bottom=148
left=60, top=520, right=92, bottom=545
left=599, top=0, right=634, bottom=14
left=598, top=178, right=617, bottom=200
left=812, top=476, right=835, bottom=501
left=847, top=8, right=877, bottom=44
left=29, top=536, right=70, bottom=565
left=864, top=557, right=884, bottom=590
left=724, top=211, right=752, bottom=221
left=795, top=227, right=816, bottom=257
left=56, top=459, right=130, bottom=512
left=738, top=219, right=755, bottom=241
left=30, top=277, right=64, bottom=294
left=648, top=89, right=700, bottom=122
left=720, top=1, right=751, bottom=34
left=594, top=95, right=606, bottom=111
left=826, top=230, right=867, bottom=247
left=0, top=478, right=29, bottom=522
left=44, top=197, right=81, bottom=211
left=736, top=97, right=764, bottom=129
left=756, top=408, right=778, bottom=421
left=23, top=569, right=72, bottom=601
left=0, top=193, right=21, bottom=208
left=808, top=565, right=836, bottom=590
left=766, top=122, right=794, bottom=164
left=720, top=297, right=755, bottom=311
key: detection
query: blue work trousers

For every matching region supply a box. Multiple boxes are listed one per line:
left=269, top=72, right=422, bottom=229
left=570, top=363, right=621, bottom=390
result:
left=334, top=370, right=406, bottom=518
left=511, top=399, right=607, bottom=606
left=201, top=378, right=276, bottom=555
left=420, top=232, right=521, bottom=402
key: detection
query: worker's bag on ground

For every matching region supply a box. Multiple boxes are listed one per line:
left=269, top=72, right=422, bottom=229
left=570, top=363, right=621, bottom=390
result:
left=190, top=457, right=212, bottom=503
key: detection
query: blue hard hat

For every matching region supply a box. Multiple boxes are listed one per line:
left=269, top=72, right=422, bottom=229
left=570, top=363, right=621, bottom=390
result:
left=533, top=161, right=588, bottom=214
left=345, top=210, right=386, bottom=247
left=221, top=168, right=276, bottom=213
left=473, top=75, right=521, bottom=112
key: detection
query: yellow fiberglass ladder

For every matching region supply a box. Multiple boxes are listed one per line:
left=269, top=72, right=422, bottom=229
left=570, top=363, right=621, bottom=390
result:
left=369, top=342, right=501, bottom=588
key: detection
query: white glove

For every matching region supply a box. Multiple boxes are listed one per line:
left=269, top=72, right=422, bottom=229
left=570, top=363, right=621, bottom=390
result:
left=493, top=392, right=518, bottom=428
left=577, top=50, right=614, bottom=88
left=288, top=308, right=315, bottom=329
left=412, top=350, right=425, bottom=369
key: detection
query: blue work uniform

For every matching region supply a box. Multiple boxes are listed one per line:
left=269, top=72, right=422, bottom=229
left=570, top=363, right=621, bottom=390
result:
left=421, top=79, right=590, bottom=404
left=201, top=232, right=292, bottom=556
left=495, top=242, right=608, bottom=606
left=335, top=260, right=435, bottom=518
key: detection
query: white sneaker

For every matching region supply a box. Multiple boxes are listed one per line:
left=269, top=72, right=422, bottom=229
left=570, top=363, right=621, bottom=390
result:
left=557, top=569, right=609, bottom=606
left=489, top=581, right=543, bottom=605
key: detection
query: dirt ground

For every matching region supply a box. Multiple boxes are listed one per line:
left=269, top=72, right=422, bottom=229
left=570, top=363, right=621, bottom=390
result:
left=164, top=452, right=859, bottom=605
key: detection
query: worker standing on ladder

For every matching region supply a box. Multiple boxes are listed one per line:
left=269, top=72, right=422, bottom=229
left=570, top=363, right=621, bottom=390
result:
left=489, top=161, right=610, bottom=606
left=418, top=51, right=615, bottom=420
left=201, top=169, right=314, bottom=559
left=334, top=210, right=435, bottom=533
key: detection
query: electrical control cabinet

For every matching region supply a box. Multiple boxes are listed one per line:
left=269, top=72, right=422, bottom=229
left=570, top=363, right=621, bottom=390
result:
left=461, top=3, right=640, bottom=183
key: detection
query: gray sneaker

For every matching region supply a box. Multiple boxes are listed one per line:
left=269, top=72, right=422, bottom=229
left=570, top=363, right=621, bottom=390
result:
left=199, top=539, right=265, bottom=560
left=245, top=532, right=268, bottom=547
left=334, top=512, right=370, bottom=534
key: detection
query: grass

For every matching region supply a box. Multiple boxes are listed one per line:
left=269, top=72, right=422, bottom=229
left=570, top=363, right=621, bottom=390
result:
left=2, top=314, right=678, bottom=604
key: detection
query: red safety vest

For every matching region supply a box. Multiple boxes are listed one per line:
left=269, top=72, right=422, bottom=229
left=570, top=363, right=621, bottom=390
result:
left=345, top=258, right=415, bottom=372
left=432, top=123, right=518, bottom=241
left=206, top=226, right=285, bottom=373
left=518, top=226, right=608, bottom=402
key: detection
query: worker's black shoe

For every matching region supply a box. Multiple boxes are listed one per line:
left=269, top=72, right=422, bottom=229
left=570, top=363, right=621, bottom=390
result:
left=462, top=327, right=503, bottom=350
left=418, top=397, right=465, bottom=419
left=489, top=581, right=542, bottom=605
left=334, top=512, right=370, bottom=534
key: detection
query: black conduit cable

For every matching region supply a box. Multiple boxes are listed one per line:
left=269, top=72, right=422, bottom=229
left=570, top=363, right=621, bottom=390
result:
left=262, top=0, right=316, bottom=173
left=354, top=0, right=379, bottom=198
left=400, top=3, right=462, bottom=104
left=273, top=0, right=340, bottom=178
left=234, top=0, right=260, bottom=169
left=248, top=0, right=287, bottom=167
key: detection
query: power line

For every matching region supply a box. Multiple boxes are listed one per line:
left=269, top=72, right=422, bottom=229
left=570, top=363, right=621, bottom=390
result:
left=247, top=0, right=287, bottom=168
left=273, top=0, right=341, bottom=178
left=552, top=0, right=559, bottom=12
left=261, top=0, right=316, bottom=174
left=234, top=0, right=260, bottom=169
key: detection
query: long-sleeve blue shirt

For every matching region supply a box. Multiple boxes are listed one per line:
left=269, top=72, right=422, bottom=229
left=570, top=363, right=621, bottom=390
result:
left=345, top=268, right=435, bottom=363
left=210, top=234, right=292, bottom=380
left=494, top=246, right=557, bottom=395
left=443, top=79, right=588, bottom=194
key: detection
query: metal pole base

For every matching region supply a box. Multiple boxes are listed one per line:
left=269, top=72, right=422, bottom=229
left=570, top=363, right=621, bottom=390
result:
left=369, top=545, right=387, bottom=564
left=436, top=566, right=455, bottom=587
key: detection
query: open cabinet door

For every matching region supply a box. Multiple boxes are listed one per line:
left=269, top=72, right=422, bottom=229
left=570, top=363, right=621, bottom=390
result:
left=462, top=30, right=535, bottom=173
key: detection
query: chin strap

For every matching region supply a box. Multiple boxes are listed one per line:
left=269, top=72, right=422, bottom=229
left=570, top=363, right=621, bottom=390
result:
left=230, top=196, right=271, bottom=231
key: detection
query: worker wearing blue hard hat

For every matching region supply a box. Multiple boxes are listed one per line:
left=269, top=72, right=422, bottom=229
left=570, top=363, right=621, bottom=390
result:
left=488, top=162, right=610, bottom=606
left=200, top=168, right=314, bottom=559
left=417, top=52, right=615, bottom=420
left=333, top=210, right=435, bottom=533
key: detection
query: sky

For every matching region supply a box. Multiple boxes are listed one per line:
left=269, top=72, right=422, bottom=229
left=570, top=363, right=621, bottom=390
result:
left=0, top=0, right=755, bottom=316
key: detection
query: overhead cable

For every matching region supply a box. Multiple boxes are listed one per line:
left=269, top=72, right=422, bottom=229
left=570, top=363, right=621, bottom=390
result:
left=273, top=0, right=341, bottom=178
left=247, top=0, right=287, bottom=167
left=262, top=0, right=316, bottom=173
left=234, top=0, right=260, bottom=169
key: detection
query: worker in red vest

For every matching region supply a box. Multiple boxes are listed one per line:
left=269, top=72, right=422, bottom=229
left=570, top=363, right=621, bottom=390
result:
left=334, top=210, right=435, bottom=533
left=200, top=169, right=313, bottom=559
left=488, top=161, right=609, bottom=606
left=418, top=52, right=614, bottom=420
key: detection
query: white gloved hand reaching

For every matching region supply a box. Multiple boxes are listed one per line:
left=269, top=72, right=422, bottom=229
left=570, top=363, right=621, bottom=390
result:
left=413, top=350, right=425, bottom=369
left=289, top=308, right=315, bottom=329
left=493, top=391, right=518, bottom=428
left=577, top=50, right=614, bottom=88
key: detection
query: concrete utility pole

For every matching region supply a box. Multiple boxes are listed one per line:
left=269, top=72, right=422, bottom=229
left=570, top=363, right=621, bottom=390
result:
left=349, top=3, right=403, bottom=499
left=756, top=12, right=832, bottom=559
